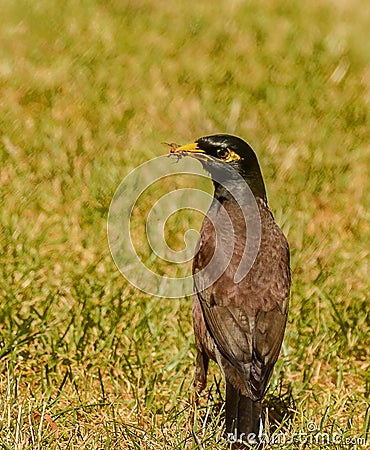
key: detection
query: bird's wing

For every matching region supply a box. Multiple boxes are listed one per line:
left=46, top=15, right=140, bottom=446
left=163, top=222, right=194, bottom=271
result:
left=193, top=206, right=290, bottom=400
left=195, top=278, right=289, bottom=400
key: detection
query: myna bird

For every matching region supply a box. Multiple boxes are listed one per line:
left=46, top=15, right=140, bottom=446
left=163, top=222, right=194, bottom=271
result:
left=170, top=134, right=290, bottom=445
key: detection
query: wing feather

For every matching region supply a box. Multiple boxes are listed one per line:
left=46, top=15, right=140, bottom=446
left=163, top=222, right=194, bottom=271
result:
left=193, top=199, right=290, bottom=400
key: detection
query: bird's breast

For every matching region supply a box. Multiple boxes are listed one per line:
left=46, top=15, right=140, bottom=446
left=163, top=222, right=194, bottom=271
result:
left=193, top=198, right=290, bottom=314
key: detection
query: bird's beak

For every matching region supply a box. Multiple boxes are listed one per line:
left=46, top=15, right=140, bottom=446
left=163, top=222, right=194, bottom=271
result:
left=173, top=142, right=206, bottom=154
left=171, top=142, right=211, bottom=163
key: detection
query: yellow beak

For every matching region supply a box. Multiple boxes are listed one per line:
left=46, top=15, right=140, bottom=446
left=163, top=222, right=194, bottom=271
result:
left=173, top=142, right=206, bottom=154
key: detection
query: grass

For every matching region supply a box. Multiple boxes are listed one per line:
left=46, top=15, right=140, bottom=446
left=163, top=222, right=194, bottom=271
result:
left=0, top=0, right=369, bottom=448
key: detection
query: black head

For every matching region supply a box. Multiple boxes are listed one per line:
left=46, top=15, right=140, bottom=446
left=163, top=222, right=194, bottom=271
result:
left=174, top=134, right=266, bottom=200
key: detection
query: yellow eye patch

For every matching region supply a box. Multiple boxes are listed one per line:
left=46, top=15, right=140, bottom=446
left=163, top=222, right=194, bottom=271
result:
left=222, top=149, right=241, bottom=162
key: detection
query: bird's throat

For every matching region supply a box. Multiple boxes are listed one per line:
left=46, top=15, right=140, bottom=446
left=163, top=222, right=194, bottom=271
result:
left=213, top=171, right=267, bottom=204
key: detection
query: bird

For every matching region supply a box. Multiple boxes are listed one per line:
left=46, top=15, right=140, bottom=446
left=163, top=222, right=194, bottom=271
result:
left=170, top=134, right=290, bottom=446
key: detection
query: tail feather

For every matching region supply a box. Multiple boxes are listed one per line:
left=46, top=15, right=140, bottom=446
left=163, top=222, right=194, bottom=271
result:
left=226, top=382, right=262, bottom=445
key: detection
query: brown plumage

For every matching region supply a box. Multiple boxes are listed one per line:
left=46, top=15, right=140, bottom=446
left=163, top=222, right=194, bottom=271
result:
left=171, top=134, right=290, bottom=446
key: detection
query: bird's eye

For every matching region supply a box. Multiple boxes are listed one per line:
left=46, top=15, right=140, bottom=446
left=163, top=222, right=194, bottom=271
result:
left=217, top=148, right=230, bottom=159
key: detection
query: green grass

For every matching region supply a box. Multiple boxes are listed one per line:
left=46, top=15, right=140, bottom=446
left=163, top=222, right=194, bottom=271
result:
left=0, top=0, right=369, bottom=448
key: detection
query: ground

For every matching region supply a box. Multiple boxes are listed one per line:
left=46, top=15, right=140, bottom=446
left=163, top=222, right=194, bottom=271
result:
left=0, top=0, right=369, bottom=448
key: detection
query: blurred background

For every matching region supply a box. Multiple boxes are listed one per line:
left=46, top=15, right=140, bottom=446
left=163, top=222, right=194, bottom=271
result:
left=0, top=0, right=368, bottom=448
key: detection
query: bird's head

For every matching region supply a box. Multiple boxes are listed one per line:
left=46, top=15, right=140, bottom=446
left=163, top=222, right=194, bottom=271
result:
left=171, top=134, right=266, bottom=201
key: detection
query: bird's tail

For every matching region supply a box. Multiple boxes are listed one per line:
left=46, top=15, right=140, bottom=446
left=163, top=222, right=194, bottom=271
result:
left=225, top=381, right=262, bottom=446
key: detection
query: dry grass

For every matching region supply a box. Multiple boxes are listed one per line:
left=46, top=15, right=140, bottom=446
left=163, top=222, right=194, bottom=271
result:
left=0, top=0, right=369, bottom=448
